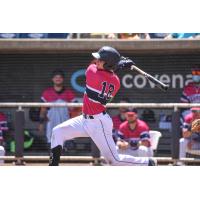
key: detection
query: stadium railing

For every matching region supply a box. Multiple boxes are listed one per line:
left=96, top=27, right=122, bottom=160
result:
left=0, top=102, right=200, bottom=165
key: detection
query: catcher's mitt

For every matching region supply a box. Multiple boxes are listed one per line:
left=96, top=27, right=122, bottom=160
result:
left=191, top=119, right=200, bottom=133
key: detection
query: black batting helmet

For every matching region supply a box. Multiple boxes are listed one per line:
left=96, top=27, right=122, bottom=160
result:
left=92, top=46, right=121, bottom=71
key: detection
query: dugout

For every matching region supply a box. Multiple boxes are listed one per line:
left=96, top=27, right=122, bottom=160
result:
left=0, top=39, right=200, bottom=156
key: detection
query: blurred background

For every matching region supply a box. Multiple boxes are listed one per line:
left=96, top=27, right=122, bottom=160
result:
left=0, top=33, right=200, bottom=165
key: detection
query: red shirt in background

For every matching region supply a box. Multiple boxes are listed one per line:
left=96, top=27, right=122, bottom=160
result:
left=181, top=82, right=200, bottom=103
left=112, top=115, right=125, bottom=131
left=119, top=119, right=150, bottom=139
left=41, top=87, right=75, bottom=102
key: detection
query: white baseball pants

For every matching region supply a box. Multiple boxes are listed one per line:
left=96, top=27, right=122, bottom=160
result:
left=0, top=146, right=5, bottom=164
left=117, top=146, right=153, bottom=157
left=51, top=113, right=149, bottom=166
left=179, top=137, right=200, bottom=158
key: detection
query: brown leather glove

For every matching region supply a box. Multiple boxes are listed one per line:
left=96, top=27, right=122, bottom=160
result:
left=191, top=119, right=200, bottom=133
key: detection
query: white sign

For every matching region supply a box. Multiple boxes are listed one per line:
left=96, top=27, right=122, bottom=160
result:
left=122, top=74, right=193, bottom=89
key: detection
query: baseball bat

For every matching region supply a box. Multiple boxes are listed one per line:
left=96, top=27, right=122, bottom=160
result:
left=131, top=65, right=169, bottom=92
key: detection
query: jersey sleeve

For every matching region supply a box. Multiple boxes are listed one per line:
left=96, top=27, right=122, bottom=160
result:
left=85, top=64, right=96, bottom=78
left=180, top=86, right=190, bottom=103
left=182, top=114, right=192, bottom=131
left=139, top=121, right=150, bottom=141
left=118, top=123, right=127, bottom=139
left=41, top=89, right=48, bottom=102
left=112, top=77, right=120, bottom=97
left=140, top=131, right=151, bottom=141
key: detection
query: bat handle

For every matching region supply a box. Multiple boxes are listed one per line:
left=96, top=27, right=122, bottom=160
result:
left=160, top=83, right=169, bottom=91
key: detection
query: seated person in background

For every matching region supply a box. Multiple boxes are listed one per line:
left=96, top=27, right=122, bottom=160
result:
left=39, top=69, right=75, bottom=144
left=118, top=33, right=150, bottom=39
left=195, top=34, right=200, bottom=39
left=165, top=33, right=199, bottom=39
left=181, top=66, right=200, bottom=104
left=148, top=33, right=169, bottom=39
left=0, top=33, right=19, bottom=38
left=69, top=97, right=83, bottom=118
left=47, top=33, right=69, bottom=38
left=116, top=108, right=153, bottom=157
left=19, top=33, right=48, bottom=38
left=179, top=107, right=200, bottom=159
left=180, top=66, right=200, bottom=120
left=0, top=112, right=8, bottom=164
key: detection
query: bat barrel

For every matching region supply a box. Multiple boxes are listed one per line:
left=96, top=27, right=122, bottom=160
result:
left=131, top=65, right=169, bottom=92
left=157, top=82, right=169, bottom=92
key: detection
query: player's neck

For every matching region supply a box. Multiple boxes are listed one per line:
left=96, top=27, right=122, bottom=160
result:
left=54, top=85, right=64, bottom=92
left=195, top=82, right=200, bottom=87
left=129, top=122, right=136, bottom=130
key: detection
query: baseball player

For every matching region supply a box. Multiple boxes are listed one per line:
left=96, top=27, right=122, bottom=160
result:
left=112, top=98, right=131, bottom=131
left=179, top=107, right=200, bottom=159
left=111, top=98, right=131, bottom=142
left=116, top=108, right=153, bottom=157
left=0, top=112, right=7, bottom=164
left=49, top=46, right=156, bottom=166
left=39, top=70, right=75, bottom=144
left=181, top=66, right=200, bottom=103
left=180, top=66, right=200, bottom=119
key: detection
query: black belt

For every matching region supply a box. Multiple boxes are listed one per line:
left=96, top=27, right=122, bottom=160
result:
left=83, top=111, right=106, bottom=119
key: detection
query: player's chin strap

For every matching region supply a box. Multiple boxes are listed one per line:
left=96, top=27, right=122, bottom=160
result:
left=49, top=145, right=62, bottom=166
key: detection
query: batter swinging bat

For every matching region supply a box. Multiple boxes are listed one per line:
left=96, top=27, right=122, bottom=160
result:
left=130, top=65, right=169, bottom=92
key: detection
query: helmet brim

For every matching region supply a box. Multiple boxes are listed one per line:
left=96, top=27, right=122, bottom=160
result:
left=92, top=52, right=101, bottom=59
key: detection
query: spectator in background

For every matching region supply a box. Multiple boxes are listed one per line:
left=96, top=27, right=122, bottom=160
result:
left=195, top=34, right=200, bottom=39
left=39, top=69, right=75, bottom=144
left=180, top=66, right=200, bottom=119
left=118, top=33, right=150, bottom=39
left=165, top=33, right=199, bottom=39
left=148, top=33, right=169, bottom=39
left=47, top=33, right=70, bottom=39
left=112, top=98, right=131, bottom=132
left=181, top=66, right=200, bottom=103
left=0, top=33, right=20, bottom=38
left=19, top=33, right=48, bottom=38
left=116, top=108, right=153, bottom=157
left=0, top=112, right=8, bottom=164
left=179, top=107, right=200, bottom=161
left=69, top=97, right=83, bottom=118
left=71, top=33, right=118, bottom=39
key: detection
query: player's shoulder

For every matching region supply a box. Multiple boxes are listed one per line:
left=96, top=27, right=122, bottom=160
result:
left=112, top=115, right=120, bottom=120
left=42, top=87, right=54, bottom=95
left=119, top=121, right=129, bottom=130
left=184, top=82, right=195, bottom=90
left=109, top=72, right=120, bottom=88
left=184, top=113, right=193, bottom=123
left=0, top=112, right=7, bottom=121
left=86, top=64, right=97, bottom=73
left=41, top=87, right=55, bottom=102
left=63, top=88, right=74, bottom=94
left=112, top=72, right=120, bottom=82
left=137, top=119, right=149, bottom=129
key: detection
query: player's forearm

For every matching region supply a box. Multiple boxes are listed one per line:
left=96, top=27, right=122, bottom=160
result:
left=140, top=140, right=151, bottom=147
left=182, top=130, right=192, bottom=138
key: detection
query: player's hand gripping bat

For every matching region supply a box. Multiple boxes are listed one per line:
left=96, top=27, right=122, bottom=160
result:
left=117, top=57, right=169, bottom=92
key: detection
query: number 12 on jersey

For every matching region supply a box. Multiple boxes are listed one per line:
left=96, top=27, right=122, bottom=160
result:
left=98, top=81, right=115, bottom=101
